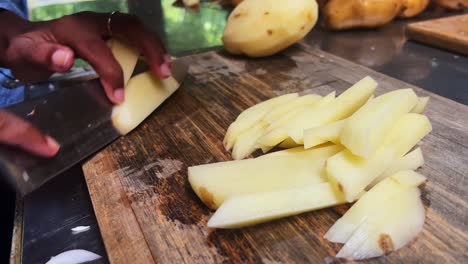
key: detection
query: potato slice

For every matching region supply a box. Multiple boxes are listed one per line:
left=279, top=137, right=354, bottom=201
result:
left=327, top=113, right=432, bottom=201
left=336, top=187, right=424, bottom=260
left=325, top=177, right=402, bottom=244
left=340, top=89, right=418, bottom=158
left=260, top=146, right=309, bottom=157
left=325, top=170, right=426, bottom=244
left=266, top=106, right=306, bottom=131
left=262, top=94, right=322, bottom=123
left=223, top=0, right=319, bottom=57
left=108, top=39, right=139, bottom=86
left=231, top=122, right=267, bottom=160
left=278, top=137, right=302, bottom=148
left=237, top=93, right=299, bottom=121
left=259, top=144, right=274, bottom=153
left=382, top=114, right=432, bottom=157
left=327, top=148, right=395, bottom=202
left=263, top=143, right=342, bottom=158
left=259, top=91, right=336, bottom=146
left=410, top=97, right=429, bottom=114
left=231, top=94, right=322, bottom=158
left=286, top=76, right=377, bottom=144
left=369, top=147, right=424, bottom=188
left=189, top=144, right=343, bottom=209
left=112, top=72, right=179, bottom=135
left=256, top=127, right=289, bottom=148
left=303, top=94, right=375, bottom=149
left=224, top=93, right=298, bottom=151
left=265, top=92, right=335, bottom=132
left=303, top=119, right=345, bottom=149
left=390, top=170, right=427, bottom=187
left=208, top=182, right=345, bottom=229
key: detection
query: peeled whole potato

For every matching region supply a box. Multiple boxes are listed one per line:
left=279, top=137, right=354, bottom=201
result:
left=433, top=0, right=468, bottom=10
left=399, top=0, right=430, bottom=18
left=323, top=0, right=403, bottom=30
left=222, top=0, right=318, bottom=57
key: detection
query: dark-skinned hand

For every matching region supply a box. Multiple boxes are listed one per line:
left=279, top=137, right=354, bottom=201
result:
left=0, top=10, right=171, bottom=157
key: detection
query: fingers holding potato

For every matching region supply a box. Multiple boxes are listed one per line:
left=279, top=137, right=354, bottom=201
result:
left=222, top=0, right=318, bottom=57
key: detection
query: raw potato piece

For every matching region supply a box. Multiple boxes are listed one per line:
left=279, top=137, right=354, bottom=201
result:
left=112, top=72, right=179, bottom=135
left=327, top=148, right=395, bottom=202
left=261, top=146, right=310, bottom=157
left=322, top=0, right=403, bottom=30
left=327, top=113, right=432, bottom=202
left=108, top=39, right=140, bottom=86
left=340, top=89, right=418, bottom=158
left=399, top=0, right=430, bottom=18
left=369, top=147, right=424, bottom=188
left=433, top=0, right=468, bottom=10
left=266, top=105, right=308, bottom=131
left=391, top=170, right=427, bottom=187
left=208, top=183, right=345, bottom=229
left=411, top=97, right=429, bottom=114
left=383, top=114, right=432, bottom=157
left=231, top=122, right=267, bottom=160
left=224, top=93, right=298, bottom=151
left=258, top=91, right=336, bottom=146
left=303, top=120, right=345, bottom=149
left=259, top=77, right=378, bottom=146
left=336, top=187, right=425, bottom=260
left=232, top=94, right=323, bottom=159
left=286, top=76, right=377, bottom=143
left=303, top=94, right=374, bottom=149
left=222, top=0, right=318, bottom=57
left=262, top=94, right=322, bottom=123
left=259, top=144, right=274, bottom=153
left=325, top=170, right=426, bottom=243
left=325, top=177, right=403, bottom=243
left=278, top=137, right=301, bottom=148
left=236, top=93, right=298, bottom=121
left=188, top=144, right=343, bottom=209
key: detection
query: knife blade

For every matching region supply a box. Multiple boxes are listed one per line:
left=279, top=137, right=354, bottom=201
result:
left=0, top=59, right=188, bottom=195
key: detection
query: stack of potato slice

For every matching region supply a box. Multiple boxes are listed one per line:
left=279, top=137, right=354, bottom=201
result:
left=188, top=76, right=431, bottom=260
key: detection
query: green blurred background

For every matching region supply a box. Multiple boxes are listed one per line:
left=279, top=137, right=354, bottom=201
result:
left=28, top=0, right=228, bottom=59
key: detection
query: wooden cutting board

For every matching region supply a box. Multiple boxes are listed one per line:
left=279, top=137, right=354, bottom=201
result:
left=82, top=43, right=468, bottom=264
left=406, top=14, right=468, bottom=56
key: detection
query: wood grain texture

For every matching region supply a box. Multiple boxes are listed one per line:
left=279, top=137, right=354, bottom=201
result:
left=82, top=42, right=468, bottom=264
left=406, top=14, right=468, bottom=56
left=84, top=152, right=154, bottom=263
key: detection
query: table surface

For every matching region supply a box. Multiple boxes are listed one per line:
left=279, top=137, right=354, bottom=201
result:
left=16, top=2, right=468, bottom=264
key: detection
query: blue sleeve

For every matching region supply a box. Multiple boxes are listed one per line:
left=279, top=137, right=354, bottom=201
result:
left=0, top=0, right=27, bottom=18
left=0, top=0, right=27, bottom=107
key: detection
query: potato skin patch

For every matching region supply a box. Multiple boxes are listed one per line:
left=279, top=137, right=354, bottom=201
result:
left=199, top=187, right=216, bottom=209
left=379, top=233, right=395, bottom=254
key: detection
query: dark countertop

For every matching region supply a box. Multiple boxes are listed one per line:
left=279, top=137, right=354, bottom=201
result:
left=16, top=2, right=468, bottom=264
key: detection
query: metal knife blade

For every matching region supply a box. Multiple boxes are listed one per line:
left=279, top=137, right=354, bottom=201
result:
left=0, top=59, right=188, bottom=195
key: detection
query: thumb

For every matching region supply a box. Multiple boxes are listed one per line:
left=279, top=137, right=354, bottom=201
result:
left=49, top=46, right=75, bottom=72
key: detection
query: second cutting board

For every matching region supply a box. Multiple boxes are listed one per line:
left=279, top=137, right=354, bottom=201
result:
left=406, top=14, right=468, bottom=56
